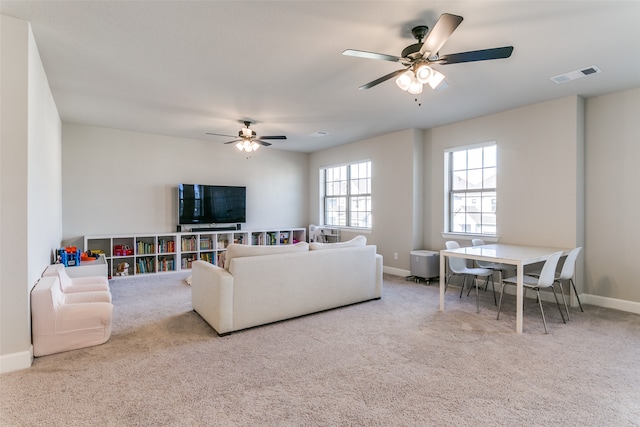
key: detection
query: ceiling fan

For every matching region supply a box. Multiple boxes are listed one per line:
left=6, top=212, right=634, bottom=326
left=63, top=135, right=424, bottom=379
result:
left=206, top=120, right=287, bottom=152
left=342, top=13, right=514, bottom=94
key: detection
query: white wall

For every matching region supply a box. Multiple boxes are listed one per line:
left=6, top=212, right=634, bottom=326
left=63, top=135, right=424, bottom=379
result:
left=309, top=129, right=423, bottom=272
left=584, top=88, right=640, bottom=303
left=0, top=16, right=62, bottom=373
left=424, top=96, right=584, bottom=250
left=61, top=124, right=309, bottom=244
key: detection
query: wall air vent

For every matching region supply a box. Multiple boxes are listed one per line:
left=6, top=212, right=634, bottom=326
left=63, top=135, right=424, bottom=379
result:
left=550, top=66, right=601, bottom=84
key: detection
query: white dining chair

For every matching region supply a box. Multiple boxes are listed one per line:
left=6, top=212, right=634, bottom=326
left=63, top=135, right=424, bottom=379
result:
left=471, top=238, right=512, bottom=287
left=497, top=251, right=565, bottom=334
left=445, top=241, right=495, bottom=313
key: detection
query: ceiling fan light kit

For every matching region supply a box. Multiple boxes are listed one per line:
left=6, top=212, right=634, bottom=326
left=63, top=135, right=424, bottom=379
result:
left=395, top=62, right=447, bottom=94
left=206, top=120, right=287, bottom=153
left=236, top=140, right=260, bottom=152
left=343, top=13, right=513, bottom=96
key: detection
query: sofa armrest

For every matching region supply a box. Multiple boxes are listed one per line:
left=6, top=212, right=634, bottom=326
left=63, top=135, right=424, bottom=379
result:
left=191, top=260, right=234, bottom=335
left=65, top=290, right=112, bottom=304
left=69, top=276, right=109, bottom=287
left=375, top=253, right=383, bottom=298
left=64, top=283, right=111, bottom=295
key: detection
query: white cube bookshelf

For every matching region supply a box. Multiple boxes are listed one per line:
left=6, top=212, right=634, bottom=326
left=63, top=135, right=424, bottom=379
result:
left=84, top=228, right=306, bottom=278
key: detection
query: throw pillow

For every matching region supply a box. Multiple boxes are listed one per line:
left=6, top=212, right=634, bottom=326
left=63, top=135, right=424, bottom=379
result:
left=224, top=241, right=309, bottom=269
left=309, top=235, right=366, bottom=250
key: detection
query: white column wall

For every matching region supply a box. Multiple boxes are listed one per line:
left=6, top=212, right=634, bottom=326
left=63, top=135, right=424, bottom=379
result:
left=1, top=16, right=62, bottom=373
left=584, top=88, right=640, bottom=303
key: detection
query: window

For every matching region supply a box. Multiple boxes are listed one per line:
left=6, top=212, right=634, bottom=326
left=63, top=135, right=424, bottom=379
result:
left=321, top=161, right=371, bottom=228
left=445, top=143, right=496, bottom=235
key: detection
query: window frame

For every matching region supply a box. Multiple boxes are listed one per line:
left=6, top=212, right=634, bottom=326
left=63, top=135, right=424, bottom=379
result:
left=443, top=142, right=497, bottom=238
left=320, top=160, right=372, bottom=230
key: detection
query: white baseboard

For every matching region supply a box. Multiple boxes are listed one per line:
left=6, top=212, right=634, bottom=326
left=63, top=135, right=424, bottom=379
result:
left=384, top=266, right=640, bottom=315
left=496, top=288, right=640, bottom=315
left=582, top=294, right=640, bottom=315
left=383, top=266, right=410, bottom=277
left=0, top=347, right=33, bottom=374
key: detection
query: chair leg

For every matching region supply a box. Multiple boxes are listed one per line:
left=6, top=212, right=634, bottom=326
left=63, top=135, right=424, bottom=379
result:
left=476, top=276, right=481, bottom=313
left=570, top=278, right=584, bottom=312
left=556, top=280, right=570, bottom=321
left=535, top=289, right=549, bottom=334
left=459, top=275, right=467, bottom=298
left=497, top=282, right=507, bottom=320
left=490, top=275, right=496, bottom=305
left=551, top=285, right=566, bottom=324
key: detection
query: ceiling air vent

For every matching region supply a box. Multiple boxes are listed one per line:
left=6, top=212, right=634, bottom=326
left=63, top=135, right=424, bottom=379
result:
left=550, top=66, right=601, bottom=84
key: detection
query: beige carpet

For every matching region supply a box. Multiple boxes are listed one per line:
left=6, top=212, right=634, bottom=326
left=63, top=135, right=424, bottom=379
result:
left=1, top=273, right=639, bottom=426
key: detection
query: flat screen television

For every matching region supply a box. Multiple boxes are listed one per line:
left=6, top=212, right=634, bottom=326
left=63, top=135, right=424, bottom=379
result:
left=178, top=184, right=246, bottom=225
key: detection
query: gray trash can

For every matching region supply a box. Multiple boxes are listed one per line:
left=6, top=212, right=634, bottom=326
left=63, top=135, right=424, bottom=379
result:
left=409, top=250, right=440, bottom=283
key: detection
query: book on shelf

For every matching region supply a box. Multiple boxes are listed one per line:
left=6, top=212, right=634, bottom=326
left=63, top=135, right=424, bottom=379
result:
left=200, top=237, right=213, bottom=250
left=136, top=257, right=155, bottom=274
left=181, top=255, right=196, bottom=269
left=181, top=236, right=197, bottom=252
left=157, top=257, right=175, bottom=272
left=136, top=240, right=155, bottom=255
left=158, top=239, right=175, bottom=254
left=252, top=233, right=264, bottom=245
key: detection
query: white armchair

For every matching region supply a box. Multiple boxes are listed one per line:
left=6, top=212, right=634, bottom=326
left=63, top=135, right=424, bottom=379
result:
left=31, top=275, right=113, bottom=357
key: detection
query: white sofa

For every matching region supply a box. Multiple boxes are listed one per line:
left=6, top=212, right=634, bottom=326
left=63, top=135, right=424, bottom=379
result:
left=191, top=238, right=383, bottom=335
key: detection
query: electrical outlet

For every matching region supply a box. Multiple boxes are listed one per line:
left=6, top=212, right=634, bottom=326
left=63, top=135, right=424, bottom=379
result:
left=394, top=252, right=398, bottom=260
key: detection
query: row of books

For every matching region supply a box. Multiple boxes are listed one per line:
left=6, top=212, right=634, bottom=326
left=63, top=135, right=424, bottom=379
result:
left=136, top=257, right=156, bottom=274
left=136, top=241, right=155, bottom=255
left=181, top=236, right=197, bottom=252
left=183, top=252, right=225, bottom=267
left=200, top=238, right=213, bottom=250
left=157, top=257, right=175, bottom=272
left=181, top=255, right=197, bottom=269
left=158, top=239, right=176, bottom=254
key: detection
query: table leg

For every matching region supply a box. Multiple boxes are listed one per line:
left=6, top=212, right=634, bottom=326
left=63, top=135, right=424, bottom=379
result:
left=516, top=263, right=524, bottom=333
left=439, top=253, right=445, bottom=311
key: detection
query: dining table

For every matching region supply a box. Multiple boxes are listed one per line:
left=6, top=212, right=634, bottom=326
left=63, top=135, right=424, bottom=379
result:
left=439, top=243, right=570, bottom=333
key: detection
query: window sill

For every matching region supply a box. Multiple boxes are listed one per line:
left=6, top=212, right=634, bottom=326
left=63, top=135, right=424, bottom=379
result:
left=441, top=232, right=499, bottom=243
left=330, top=226, right=372, bottom=234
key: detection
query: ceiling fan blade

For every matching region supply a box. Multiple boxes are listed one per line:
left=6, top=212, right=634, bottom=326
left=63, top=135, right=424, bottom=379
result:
left=256, top=140, right=272, bottom=147
left=258, top=135, right=287, bottom=140
left=438, top=46, right=514, bottom=64
left=359, top=68, right=409, bottom=90
left=342, top=49, right=403, bottom=63
left=420, top=13, right=464, bottom=57
left=223, top=139, right=242, bottom=144
left=206, top=132, right=236, bottom=138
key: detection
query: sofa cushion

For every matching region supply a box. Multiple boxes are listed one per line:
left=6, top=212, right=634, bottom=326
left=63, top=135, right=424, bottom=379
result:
left=309, top=235, right=366, bottom=251
left=224, top=242, right=309, bottom=270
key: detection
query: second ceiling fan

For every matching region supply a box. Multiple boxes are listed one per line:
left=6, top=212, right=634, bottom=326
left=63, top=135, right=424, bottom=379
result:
left=342, top=13, right=514, bottom=93
left=206, top=120, right=287, bottom=152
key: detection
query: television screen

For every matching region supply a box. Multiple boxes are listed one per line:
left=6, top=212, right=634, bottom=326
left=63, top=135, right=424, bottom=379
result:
left=178, top=184, right=246, bottom=224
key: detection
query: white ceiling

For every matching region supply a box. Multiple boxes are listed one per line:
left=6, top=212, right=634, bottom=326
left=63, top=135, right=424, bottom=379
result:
left=2, top=1, right=640, bottom=152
